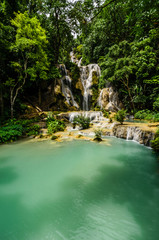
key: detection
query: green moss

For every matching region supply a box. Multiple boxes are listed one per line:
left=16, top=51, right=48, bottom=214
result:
left=92, top=71, right=98, bottom=85
left=91, top=71, right=99, bottom=108
left=151, top=129, right=159, bottom=152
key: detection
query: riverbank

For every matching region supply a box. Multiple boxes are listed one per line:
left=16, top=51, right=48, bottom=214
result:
left=1, top=110, right=158, bottom=147
left=36, top=120, right=158, bottom=147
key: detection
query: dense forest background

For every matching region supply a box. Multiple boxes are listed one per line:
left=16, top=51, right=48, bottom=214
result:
left=0, top=0, right=159, bottom=120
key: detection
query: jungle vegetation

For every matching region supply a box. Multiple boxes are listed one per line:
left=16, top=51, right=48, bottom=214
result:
left=0, top=0, right=159, bottom=120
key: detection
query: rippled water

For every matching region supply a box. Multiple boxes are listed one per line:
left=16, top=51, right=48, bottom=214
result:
left=0, top=138, right=159, bottom=240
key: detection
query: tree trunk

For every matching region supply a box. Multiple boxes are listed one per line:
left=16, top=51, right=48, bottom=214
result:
left=10, top=89, right=14, bottom=119
left=122, top=76, right=135, bottom=111
left=11, top=102, right=14, bottom=119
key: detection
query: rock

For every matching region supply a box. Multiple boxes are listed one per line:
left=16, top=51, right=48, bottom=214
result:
left=98, top=87, right=121, bottom=112
left=112, top=125, right=155, bottom=146
left=54, top=85, right=61, bottom=95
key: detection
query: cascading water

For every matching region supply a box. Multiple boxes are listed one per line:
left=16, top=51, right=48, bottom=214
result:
left=69, top=111, right=104, bottom=123
left=60, top=64, right=79, bottom=108
left=126, top=127, right=143, bottom=142
left=80, top=64, right=101, bottom=110
left=70, top=52, right=101, bottom=111
left=98, top=89, right=104, bottom=109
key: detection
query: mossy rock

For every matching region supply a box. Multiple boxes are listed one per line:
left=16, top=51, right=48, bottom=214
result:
left=51, top=135, right=58, bottom=140
left=92, top=71, right=99, bottom=85
left=93, top=137, right=102, bottom=142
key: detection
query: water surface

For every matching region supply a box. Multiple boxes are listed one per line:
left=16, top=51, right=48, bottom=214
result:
left=0, top=138, right=159, bottom=240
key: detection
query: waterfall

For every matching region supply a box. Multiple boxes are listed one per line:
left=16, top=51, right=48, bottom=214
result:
left=69, top=111, right=103, bottom=123
left=60, top=64, right=78, bottom=108
left=126, top=127, right=143, bottom=142
left=98, top=89, right=103, bottom=109
left=80, top=64, right=101, bottom=110
left=70, top=52, right=101, bottom=111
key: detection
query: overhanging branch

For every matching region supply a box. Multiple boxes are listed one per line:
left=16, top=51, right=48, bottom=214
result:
left=90, top=0, right=117, bottom=21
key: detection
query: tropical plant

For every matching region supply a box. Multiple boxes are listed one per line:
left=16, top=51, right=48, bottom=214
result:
left=47, top=117, right=65, bottom=134
left=93, top=129, right=102, bottom=142
left=151, top=129, right=159, bottom=152
left=73, top=115, right=90, bottom=129
left=0, top=118, right=40, bottom=143
left=115, top=109, right=126, bottom=124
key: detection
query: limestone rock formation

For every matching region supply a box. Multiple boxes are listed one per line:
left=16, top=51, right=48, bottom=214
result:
left=112, top=125, right=154, bottom=146
left=98, top=87, right=123, bottom=112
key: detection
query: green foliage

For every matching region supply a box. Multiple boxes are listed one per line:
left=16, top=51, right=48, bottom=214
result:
left=68, top=62, right=80, bottom=85
left=0, top=118, right=40, bottom=143
left=93, top=129, right=102, bottom=142
left=115, top=109, right=126, bottom=124
left=26, top=124, right=40, bottom=136
left=0, top=124, right=23, bottom=143
left=151, top=129, right=159, bottom=152
left=73, top=115, right=90, bottom=129
left=10, top=11, right=49, bottom=82
left=102, top=109, right=109, bottom=118
left=153, top=97, right=159, bottom=111
left=1, top=0, right=159, bottom=119
left=99, top=33, right=159, bottom=111
left=47, top=117, right=65, bottom=134
left=135, top=110, right=159, bottom=122
left=73, top=44, right=83, bottom=60
left=134, top=110, right=151, bottom=120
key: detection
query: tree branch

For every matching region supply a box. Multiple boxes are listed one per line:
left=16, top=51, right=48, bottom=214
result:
left=90, top=0, right=117, bottom=21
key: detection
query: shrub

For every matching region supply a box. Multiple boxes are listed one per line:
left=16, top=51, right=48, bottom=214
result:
left=93, top=130, right=102, bottom=142
left=0, top=118, right=41, bottom=143
left=115, top=109, right=126, bottom=124
left=0, top=124, right=23, bottom=143
left=102, top=109, right=109, bottom=118
left=153, top=97, right=159, bottom=111
left=134, top=110, right=159, bottom=122
left=73, top=115, right=90, bottom=129
left=153, top=113, right=159, bottom=122
left=151, top=129, right=159, bottom=152
left=26, top=124, right=40, bottom=136
left=134, top=110, right=150, bottom=120
left=47, top=117, right=65, bottom=134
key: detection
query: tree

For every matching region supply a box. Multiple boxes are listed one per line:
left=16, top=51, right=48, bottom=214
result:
left=99, top=31, right=159, bottom=112
left=40, top=0, right=74, bottom=64
left=6, top=12, right=49, bottom=118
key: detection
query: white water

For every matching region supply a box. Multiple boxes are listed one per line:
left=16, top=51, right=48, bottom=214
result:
left=69, top=111, right=103, bottom=123
left=80, top=64, right=101, bottom=110
left=126, top=127, right=143, bottom=142
left=60, top=64, right=79, bottom=108
left=70, top=52, right=101, bottom=111
left=98, top=89, right=104, bottom=109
